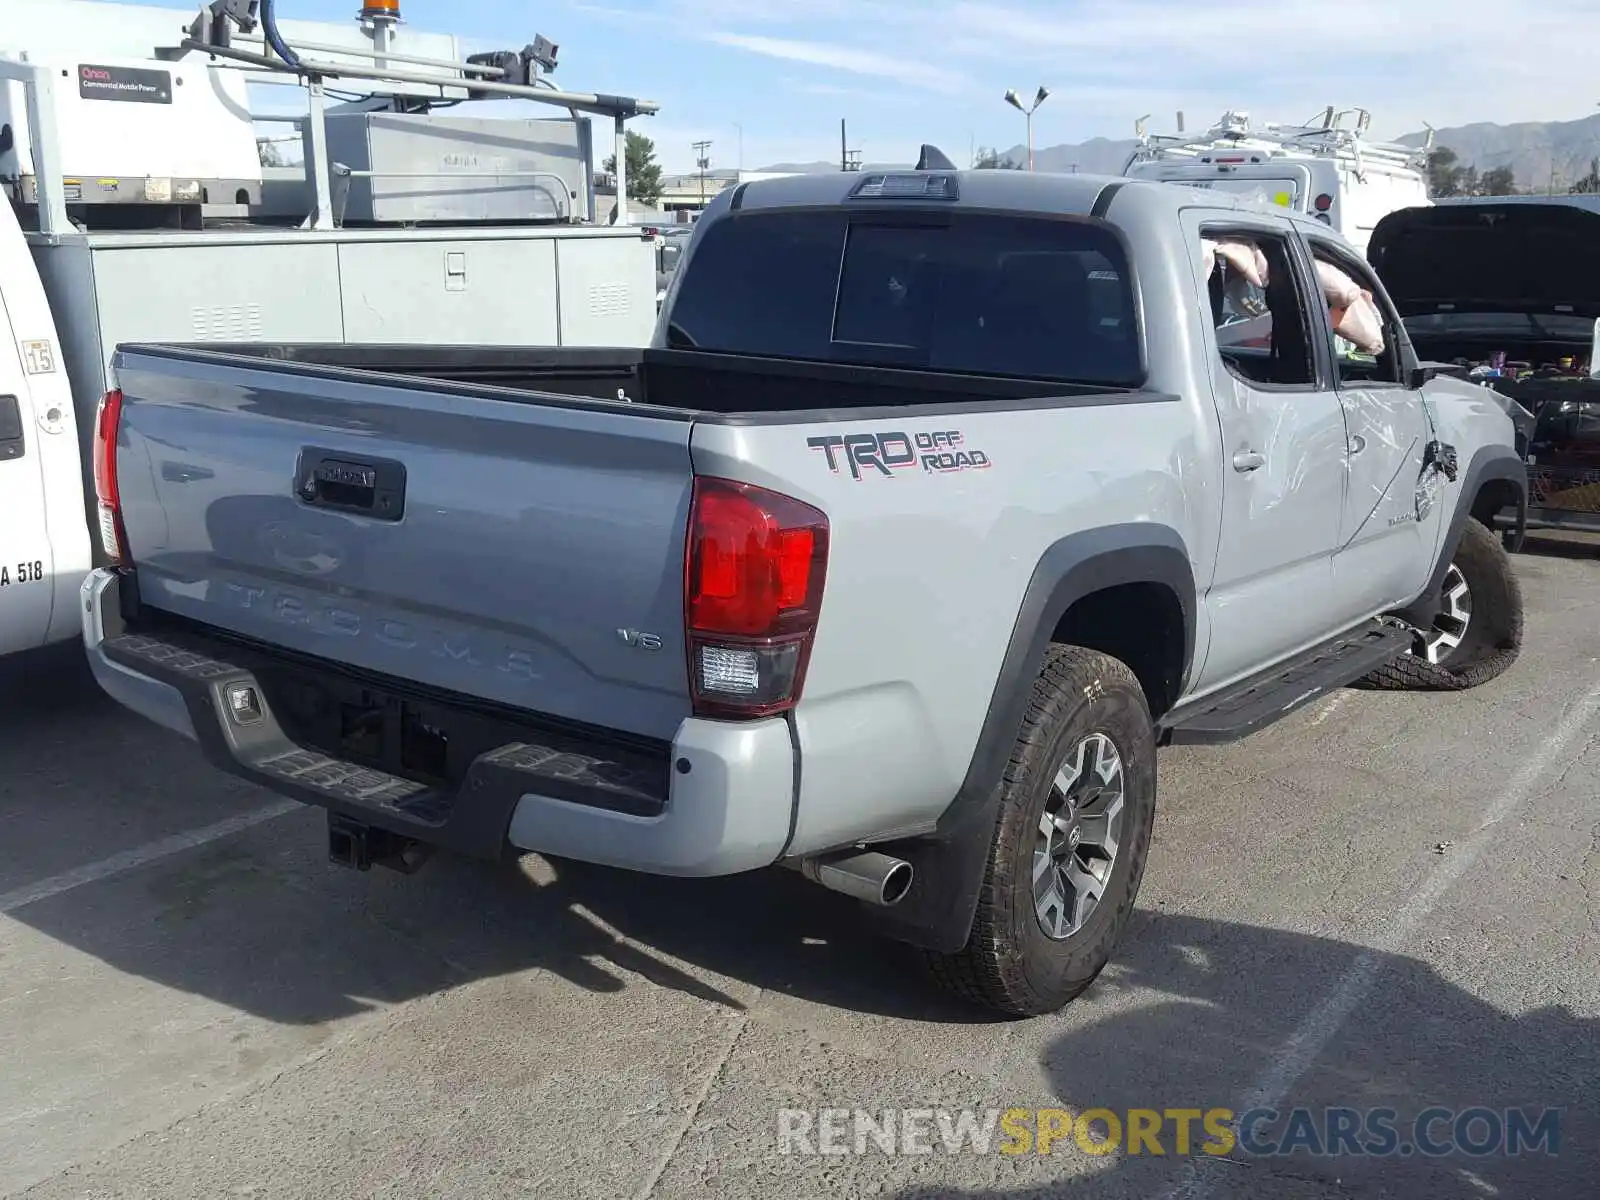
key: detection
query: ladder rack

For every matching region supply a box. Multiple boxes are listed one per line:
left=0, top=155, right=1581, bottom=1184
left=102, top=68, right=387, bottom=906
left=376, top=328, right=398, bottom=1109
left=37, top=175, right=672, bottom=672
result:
left=1129, top=107, right=1432, bottom=175
left=5, top=0, right=660, bottom=237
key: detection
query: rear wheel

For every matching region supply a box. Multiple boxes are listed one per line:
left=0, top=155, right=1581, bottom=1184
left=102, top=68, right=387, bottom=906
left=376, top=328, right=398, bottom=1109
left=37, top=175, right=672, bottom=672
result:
left=922, top=645, right=1157, bottom=1016
left=1362, top=517, right=1523, bottom=691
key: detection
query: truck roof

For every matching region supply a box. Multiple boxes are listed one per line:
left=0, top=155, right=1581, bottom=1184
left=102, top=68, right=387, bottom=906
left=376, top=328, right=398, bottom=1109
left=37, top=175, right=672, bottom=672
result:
left=719, top=167, right=1342, bottom=238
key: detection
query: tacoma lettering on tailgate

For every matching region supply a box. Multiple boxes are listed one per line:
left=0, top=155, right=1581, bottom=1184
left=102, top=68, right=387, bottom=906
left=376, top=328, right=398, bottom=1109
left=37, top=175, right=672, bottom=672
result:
left=221, top=581, right=543, bottom=681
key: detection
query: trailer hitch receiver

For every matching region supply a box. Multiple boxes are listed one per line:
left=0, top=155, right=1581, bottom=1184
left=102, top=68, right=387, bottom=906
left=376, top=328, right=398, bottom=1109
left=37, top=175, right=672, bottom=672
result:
left=327, top=813, right=432, bottom=874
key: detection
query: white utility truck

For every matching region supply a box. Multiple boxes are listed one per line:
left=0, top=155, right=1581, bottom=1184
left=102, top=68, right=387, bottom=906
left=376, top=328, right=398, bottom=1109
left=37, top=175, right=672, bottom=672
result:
left=1123, top=107, right=1432, bottom=257
left=0, top=0, right=662, bottom=659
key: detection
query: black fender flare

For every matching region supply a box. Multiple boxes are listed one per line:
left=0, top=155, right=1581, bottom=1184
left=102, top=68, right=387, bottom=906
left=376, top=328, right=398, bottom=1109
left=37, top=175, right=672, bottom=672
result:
left=1399, top=446, right=1528, bottom=628
left=867, top=523, right=1196, bottom=954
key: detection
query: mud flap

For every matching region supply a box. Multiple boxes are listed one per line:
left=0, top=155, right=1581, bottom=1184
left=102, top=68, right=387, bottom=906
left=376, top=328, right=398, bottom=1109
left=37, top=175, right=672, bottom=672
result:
left=861, top=786, right=1005, bottom=954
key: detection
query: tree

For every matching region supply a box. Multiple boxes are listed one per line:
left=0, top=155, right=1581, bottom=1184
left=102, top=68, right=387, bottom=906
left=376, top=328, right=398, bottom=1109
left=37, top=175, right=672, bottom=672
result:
left=256, top=137, right=287, bottom=168
left=973, top=146, right=1022, bottom=170
left=1479, top=165, right=1518, bottom=196
left=1571, top=158, right=1600, bottom=195
left=1427, top=146, right=1463, bottom=197
left=603, top=130, right=664, bottom=206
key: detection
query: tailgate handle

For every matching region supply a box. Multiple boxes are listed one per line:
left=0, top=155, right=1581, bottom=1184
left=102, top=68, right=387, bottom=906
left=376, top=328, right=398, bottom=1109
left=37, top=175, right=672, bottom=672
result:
left=296, top=449, right=407, bottom=521
left=0, top=395, right=24, bottom=461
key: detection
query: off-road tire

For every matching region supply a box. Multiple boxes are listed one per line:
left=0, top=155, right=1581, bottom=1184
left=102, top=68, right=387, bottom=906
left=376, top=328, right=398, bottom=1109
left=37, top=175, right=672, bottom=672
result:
left=1361, top=517, right=1524, bottom=691
left=921, top=645, right=1158, bottom=1016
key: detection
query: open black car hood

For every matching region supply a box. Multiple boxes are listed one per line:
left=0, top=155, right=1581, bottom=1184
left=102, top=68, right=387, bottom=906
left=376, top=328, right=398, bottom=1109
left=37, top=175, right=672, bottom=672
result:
left=1368, top=197, right=1600, bottom=321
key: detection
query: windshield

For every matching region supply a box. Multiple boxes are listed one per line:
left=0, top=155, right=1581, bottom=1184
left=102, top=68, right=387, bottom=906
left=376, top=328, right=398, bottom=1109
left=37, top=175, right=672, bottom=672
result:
left=665, top=209, right=1143, bottom=387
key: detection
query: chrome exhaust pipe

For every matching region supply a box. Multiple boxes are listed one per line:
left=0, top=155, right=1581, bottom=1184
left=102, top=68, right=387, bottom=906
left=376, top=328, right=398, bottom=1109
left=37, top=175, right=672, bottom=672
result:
left=791, top=849, right=914, bottom=907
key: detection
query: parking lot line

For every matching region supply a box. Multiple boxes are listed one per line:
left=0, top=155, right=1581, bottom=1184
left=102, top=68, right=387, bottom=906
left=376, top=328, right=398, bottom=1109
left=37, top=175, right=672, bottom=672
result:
left=0, top=800, right=301, bottom=916
left=1162, top=679, right=1600, bottom=1200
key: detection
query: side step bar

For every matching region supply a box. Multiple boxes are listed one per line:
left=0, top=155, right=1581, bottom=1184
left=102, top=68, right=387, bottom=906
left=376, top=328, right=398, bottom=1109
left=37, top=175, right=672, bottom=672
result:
left=1158, top=620, right=1414, bottom=746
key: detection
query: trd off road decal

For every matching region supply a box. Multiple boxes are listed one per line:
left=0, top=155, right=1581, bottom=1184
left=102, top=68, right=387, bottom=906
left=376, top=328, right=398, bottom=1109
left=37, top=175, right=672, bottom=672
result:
left=806, top=430, right=992, bottom=480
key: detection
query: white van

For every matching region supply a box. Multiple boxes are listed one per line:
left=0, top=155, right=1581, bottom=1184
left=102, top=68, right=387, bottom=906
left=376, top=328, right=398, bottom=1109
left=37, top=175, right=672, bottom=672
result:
left=1123, top=109, right=1431, bottom=258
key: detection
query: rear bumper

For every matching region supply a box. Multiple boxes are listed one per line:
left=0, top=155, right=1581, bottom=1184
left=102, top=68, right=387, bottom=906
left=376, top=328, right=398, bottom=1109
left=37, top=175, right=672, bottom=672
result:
left=80, top=569, right=796, bottom=876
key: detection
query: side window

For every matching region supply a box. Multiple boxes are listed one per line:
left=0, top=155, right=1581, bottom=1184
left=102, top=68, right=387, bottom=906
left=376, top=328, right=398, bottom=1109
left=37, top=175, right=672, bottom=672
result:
left=1307, top=243, right=1403, bottom=386
left=1199, top=229, right=1316, bottom=390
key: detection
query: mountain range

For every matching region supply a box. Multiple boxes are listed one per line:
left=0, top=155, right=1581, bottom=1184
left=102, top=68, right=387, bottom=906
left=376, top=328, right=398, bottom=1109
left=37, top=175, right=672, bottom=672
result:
left=761, top=113, right=1600, bottom=192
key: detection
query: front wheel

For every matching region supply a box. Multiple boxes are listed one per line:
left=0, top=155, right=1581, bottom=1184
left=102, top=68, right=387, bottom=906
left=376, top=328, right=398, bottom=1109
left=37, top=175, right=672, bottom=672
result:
left=1361, top=517, right=1524, bottom=691
left=921, top=645, right=1157, bottom=1016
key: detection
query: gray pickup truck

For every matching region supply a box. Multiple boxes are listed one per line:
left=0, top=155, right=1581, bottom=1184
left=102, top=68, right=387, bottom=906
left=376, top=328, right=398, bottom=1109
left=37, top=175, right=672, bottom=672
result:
left=82, top=158, right=1529, bottom=1016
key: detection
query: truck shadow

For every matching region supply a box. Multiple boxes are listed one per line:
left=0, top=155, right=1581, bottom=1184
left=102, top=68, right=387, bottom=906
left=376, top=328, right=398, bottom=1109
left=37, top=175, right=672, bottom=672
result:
left=0, top=638, right=975, bottom=1023
left=3, top=636, right=1594, bottom=1043
left=0, top=640, right=979, bottom=1023
left=1516, top=529, right=1600, bottom=561
left=882, top=907, right=1597, bottom=1200
left=510, top=852, right=986, bottom=1019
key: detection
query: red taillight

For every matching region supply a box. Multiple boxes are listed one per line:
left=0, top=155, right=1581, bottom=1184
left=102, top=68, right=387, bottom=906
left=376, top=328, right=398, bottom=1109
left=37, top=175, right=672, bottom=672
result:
left=1314, top=192, right=1333, bottom=212
left=93, top=388, right=128, bottom=565
left=684, top=476, right=829, bottom=718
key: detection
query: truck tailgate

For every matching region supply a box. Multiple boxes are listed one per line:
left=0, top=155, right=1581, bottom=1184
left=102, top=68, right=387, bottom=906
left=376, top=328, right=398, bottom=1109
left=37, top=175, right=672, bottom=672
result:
left=111, top=351, right=695, bottom=741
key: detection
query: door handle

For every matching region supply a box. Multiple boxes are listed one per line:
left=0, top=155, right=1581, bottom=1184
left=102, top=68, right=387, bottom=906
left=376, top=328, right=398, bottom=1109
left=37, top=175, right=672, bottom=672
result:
left=1347, top=434, right=1367, bottom=456
left=1232, top=449, right=1265, bottom=473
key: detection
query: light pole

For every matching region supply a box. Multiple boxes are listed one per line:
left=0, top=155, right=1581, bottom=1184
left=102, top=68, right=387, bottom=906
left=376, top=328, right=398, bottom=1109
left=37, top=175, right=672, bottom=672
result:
left=692, top=139, right=712, bottom=207
left=1004, top=85, right=1050, bottom=171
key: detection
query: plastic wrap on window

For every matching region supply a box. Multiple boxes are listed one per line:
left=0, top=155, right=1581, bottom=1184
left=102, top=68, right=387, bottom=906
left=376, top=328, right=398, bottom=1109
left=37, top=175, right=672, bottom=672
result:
left=1314, top=258, right=1385, bottom=356
left=1211, top=238, right=1269, bottom=287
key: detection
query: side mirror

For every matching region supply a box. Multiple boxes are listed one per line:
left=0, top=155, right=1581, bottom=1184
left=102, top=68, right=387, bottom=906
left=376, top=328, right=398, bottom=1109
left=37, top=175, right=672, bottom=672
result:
left=1590, top=317, right=1600, bottom=380
left=1407, top=363, right=1446, bottom=388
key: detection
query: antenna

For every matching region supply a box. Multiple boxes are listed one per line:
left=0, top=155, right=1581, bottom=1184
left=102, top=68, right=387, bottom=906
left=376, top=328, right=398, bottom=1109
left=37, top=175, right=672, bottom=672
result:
left=915, top=144, right=957, bottom=171
left=1176, top=110, right=1185, bottom=133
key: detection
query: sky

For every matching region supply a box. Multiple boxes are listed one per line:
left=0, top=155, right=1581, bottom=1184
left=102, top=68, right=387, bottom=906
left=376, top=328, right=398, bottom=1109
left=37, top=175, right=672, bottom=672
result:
left=109, top=0, right=1600, bottom=174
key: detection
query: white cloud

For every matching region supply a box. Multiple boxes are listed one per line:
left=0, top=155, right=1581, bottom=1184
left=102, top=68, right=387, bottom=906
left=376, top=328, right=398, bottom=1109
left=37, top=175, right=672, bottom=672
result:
left=787, top=79, right=921, bottom=106
left=561, top=0, right=1600, bottom=170
left=701, top=32, right=968, bottom=93
left=942, top=0, right=1600, bottom=134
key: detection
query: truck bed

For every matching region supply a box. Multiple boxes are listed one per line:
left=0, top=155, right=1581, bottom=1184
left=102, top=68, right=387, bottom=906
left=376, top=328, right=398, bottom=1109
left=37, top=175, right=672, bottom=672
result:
left=107, top=341, right=1143, bottom=754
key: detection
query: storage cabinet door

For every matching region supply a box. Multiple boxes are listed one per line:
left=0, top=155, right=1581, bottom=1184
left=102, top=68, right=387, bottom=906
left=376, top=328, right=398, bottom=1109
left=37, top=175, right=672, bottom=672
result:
left=555, top=236, right=657, bottom=346
left=338, top=239, right=560, bottom=345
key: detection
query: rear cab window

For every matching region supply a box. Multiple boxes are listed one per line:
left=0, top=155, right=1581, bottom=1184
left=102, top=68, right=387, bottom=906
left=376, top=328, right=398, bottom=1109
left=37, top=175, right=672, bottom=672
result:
left=665, top=209, right=1145, bottom=389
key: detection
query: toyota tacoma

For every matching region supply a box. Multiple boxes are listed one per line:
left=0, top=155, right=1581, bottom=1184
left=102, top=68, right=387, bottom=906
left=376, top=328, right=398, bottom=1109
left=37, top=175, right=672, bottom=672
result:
left=82, top=156, right=1528, bottom=1015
